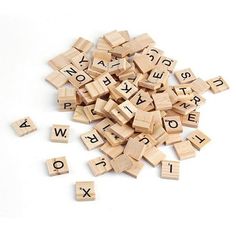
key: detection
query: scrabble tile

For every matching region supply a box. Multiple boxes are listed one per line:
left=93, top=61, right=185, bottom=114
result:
left=100, top=142, right=124, bottom=159
left=62, top=48, right=81, bottom=60
left=48, top=54, right=70, bottom=70
left=104, top=30, right=126, bottom=47
left=110, top=108, right=129, bottom=126
left=46, top=157, right=69, bottom=176
left=108, top=58, right=129, bottom=75
left=50, top=124, right=70, bottom=143
left=130, top=89, right=153, bottom=110
left=144, top=46, right=163, bottom=65
left=132, top=110, right=154, bottom=133
left=83, top=104, right=103, bottom=122
left=133, top=54, right=156, bottom=73
left=60, top=64, right=92, bottom=89
left=76, top=181, right=95, bottom=201
left=174, top=68, right=197, bottom=84
left=134, top=133, right=157, bottom=150
left=85, top=80, right=109, bottom=99
left=109, top=123, right=134, bottom=140
left=124, top=158, right=144, bottom=178
left=157, top=56, right=177, bottom=72
left=94, top=98, right=107, bottom=116
left=95, top=118, right=114, bottom=136
left=80, top=129, right=104, bottom=150
left=88, top=155, right=112, bottom=176
left=96, top=72, right=117, bottom=88
left=110, top=154, right=133, bottom=173
left=207, top=76, right=229, bottom=93
left=77, top=87, right=96, bottom=105
left=166, top=87, right=179, bottom=104
left=96, top=37, right=112, bottom=51
left=174, top=84, right=193, bottom=100
left=173, top=140, right=195, bottom=160
left=73, top=106, right=90, bottom=124
left=172, top=101, right=196, bottom=115
left=119, top=30, right=130, bottom=42
left=190, top=92, right=206, bottom=108
left=124, top=137, right=146, bottom=161
left=161, top=160, right=179, bottom=180
left=143, top=146, right=166, bottom=167
left=110, top=46, right=130, bottom=58
left=190, top=78, right=210, bottom=94
left=93, top=49, right=112, bottom=61
left=71, top=53, right=89, bottom=70
left=182, top=111, right=200, bottom=128
left=57, top=87, right=77, bottom=111
left=103, top=130, right=125, bottom=146
left=73, top=37, right=93, bottom=52
left=152, top=92, right=172, bottom=111
left=163, top=116, right=183, bottom=134
left=11, top=117, right=37, bottom=137
left=45, top=71, right=67, bottom=89
left=117, top=100, right=137, bottom=120
left=187, top=130, right=211, bottom=150
left=91, top=58, right=109, bottom=73
left=115, top=80, right=138, bottom=100
left=152, top=110, right=162, bottom=125
left=165, top=133, right=182, bottom=145
left=148, top=68, right=169, bottom=85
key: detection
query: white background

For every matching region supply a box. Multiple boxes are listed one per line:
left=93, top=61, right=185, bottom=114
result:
left=0, top=0, right=236, bottom=235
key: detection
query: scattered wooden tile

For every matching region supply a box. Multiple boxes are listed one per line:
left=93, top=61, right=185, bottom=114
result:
left=100, top=142, right=124, bottom=159
left=163, top=116, right=183, bottom=134
left=174, top=68, right=197, bottom=84
left=46, top=157, right=69, bottom=176
left=143, top=146, right=166, bottom=167
left=172, top=101, right=196, bottom=115
left=48, top=54, right=70, bottom=70
left=11, top=117, right=37, bottom=137
left=73, top=37, right=93, bottom=52
left=76, top=181, right=95, bottom=201
left=77, top=87, right=96, bottom=105
left=133, top=54, right=156, bottom=73
left=85, top=80, right=109, bottom=99
left=207, top=76, right=229, bottom=93
left=117, top=100, right=137, bottom=120
left=161, top=160, right=179, bottom=180
left=109, top=123, right=134, bottom=140
left=152, top=91, right=172, bottom=111
left=190, top=92, right=206, bottom=108
left=182, top=111, right=200, bottom=128
left=165, top=133, right=182, bottom=145
left=110, top=154, right=133, bottom=173
left=95, top=118, right=114, bottom=136
left=173, top=140, right=196, bottom=160
left=45, top=71, right=67, bottom=89
left=71, top=53, right=89, bottom=70
left=104, top=30, right=126, bottom=48
left=187, top=130, right=211, bottom=150
left=124, top=158, right=144, bottom=178
left=115, top=80, right=138, bottom=100
left=80, top=129, right=104, bottom=150
left=94, top=98, right=107, bottom=116
left=88, top=155, right=112, bottom=176
left=57, top=87, right=77, bottom=111
left=190, top=78, right=210, bottom=94
left=157, top=56, right=177, bottom=72
left=73, top=106, right=90, bottom=124
left=83, top=104, right=103, bottom=122
left=130, top=89, right=153, bottom=110
left=50, top=124, right=70, bottom=143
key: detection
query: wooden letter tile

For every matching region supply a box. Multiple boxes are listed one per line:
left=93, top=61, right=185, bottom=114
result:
left=88, top=155, right=112, bottom=176
left=187, top=129, right=211, bottom=150
left=80, top=129, right=104, bottom=150
left=109, top=123, right=134, bottom=140
left=174, top=68, right=197, bottom=84
left=115, top=80, right=138, bottom=100
left=46, top=157, right=69, bottom=176
left=207, top=76, right=229, bottom=93
left=181, top=111, right=200, bottom=128
left=50, top=124, right=70, bottom=143
left=11, top=117, right=37, bottom=136
left=71, top=53, right=89, bottom=70
left=76, top=181, right=95, bottom=201
left=161, top=160, right=179, bottom=180
left=163, top=116, right=183, bottom=134
left=172, top=101, right=196, bottom=115
left=117, top=100, right=137, bottom=120
left=173, top=140, right=195, bottom=160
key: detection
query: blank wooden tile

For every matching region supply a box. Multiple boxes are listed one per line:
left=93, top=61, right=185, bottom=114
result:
left=110, top=108, right=129, bottom=126
left=152, top=91, right=172, bottom=111
left=50, top=124, right=70, bottom=143
left=48, top=54, right=70, bottom=70
left=173, top=140, right=195, bottom=160
left=110, top=154, right=133, bottom=173
left=73, top=37, right=93, bottom=52
left=100, top=142, right=124, bottom=159
left=143, top=146, right=166, bottom=167
left=117, top=100, right=137, bottom=120
left=77, top=87, right=96, bottom=105
left=85, top=80, right=109, bottom=99
left=80, top=129, right=104, bottom=150
left=182, top=111, right=200, bottom=128
left=174, top=68, right=197, bottom=84
left=190, top=78, right=210, bottom=94
left=165, top=133, right=182, bottom=145
left=62, top=48, right=81, bottom=60
left=187, top=130, right=211, bottom=150
left=76, top=181, right=95, bottom=201
left=157, top=56, right=177, bottom=72
left=110, top=46, right=130, bottom=58
left=83, top=104, right=103, bottom=122
left=45, top=71, right=68, bottom=89
left=133, top=54, right=156, bottom=73
left=163, top=116, right=183, bottom=134
left=115, top=80, right=138, bottom=100
left=46, top=157, right=69, bottom=176
left=124, top=158, right=144, bottom=178
left=207, top=76, right=229, bottom=93
left=60, top=65, right=93, bottom=89
left=11, top=117, right=37, bottom=137
left=71, top=53, right=89, bottom=70
left=103, top=99, right=118, bottom=117
left=73, top=106, right=90, bottom=124
left=104, top=30, right=126, bottom=47
left=132, top=110, right=154, bottom=133
left=109, top=123, right=134, bottom=140
left=96, top=37, right=112, bottom=51
left=172, top=101, right=196, bottom=115
left=124, top=137, right=146, bottom=161
left=88, top=155, right=112, bottom=176
left=94, top=98, right=107, bottom=116
left=161, top=160, right=179, bottom=180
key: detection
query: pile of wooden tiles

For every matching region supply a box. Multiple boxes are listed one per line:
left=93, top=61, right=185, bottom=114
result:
left=13, top=30, right=230, bottom=201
